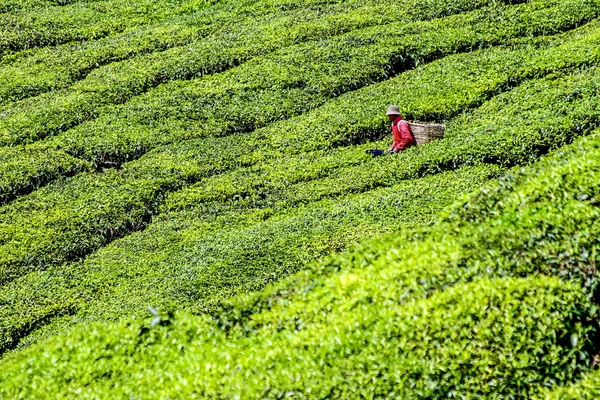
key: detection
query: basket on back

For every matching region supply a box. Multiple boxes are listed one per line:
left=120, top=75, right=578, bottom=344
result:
left=408, top=121, right=445, bottom=145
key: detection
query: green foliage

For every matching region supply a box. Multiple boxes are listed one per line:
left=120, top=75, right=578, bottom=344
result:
left=3, top=17, right=600, bottom=300
left=1, top=127, right=596, bottom=396
left=539, top=372, right=600, bottom=399
left=3, top=0, right=600, bottom=395
left=0, top=0, right=598, bottom=150
left=0, top=275, right=594, bottom=398
left=0, top=0, right=502, bottom=105
left=0, top=39, right=551, bottom=284
left=198, top=277, right=593, bottom=399
left=0, top=23, right=206, bottom=105
left=3, top=2, right=599, bottom=202
left=0, top=146, right=91, bottom=206
left=0, top=165, right=498, bottom=354
left=0, top=0, right=216, bottom=56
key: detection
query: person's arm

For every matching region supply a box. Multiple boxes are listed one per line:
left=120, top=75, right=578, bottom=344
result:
left=394, top=139, right=412, bottom=151
left=394, top=142, right=406, bottom=151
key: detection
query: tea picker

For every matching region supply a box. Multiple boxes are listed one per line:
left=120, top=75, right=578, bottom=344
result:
left=366, top=105, right=445, bottom=157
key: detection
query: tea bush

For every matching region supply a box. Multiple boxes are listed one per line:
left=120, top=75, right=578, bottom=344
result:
left=540, top=373, right=600, bottom=399
left=3, top=0, right=600, bottom=395
left=0, top=146, right=90, bottom=206
left=2, top=23, right=600, bottom=291
left=0, top=274, right=594, bottom=398
left=2, top=4, right=598, bottom=203
left=3, top=128, right=590, bottom=397
left=0, top=165, right=500, bottom=354
left=0, top=0, right=212, bottom=56
left=0, top=0, right=503, bottom=105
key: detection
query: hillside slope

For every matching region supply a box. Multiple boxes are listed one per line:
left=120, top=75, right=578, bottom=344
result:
left=2, top=121, right=600, bottom=399
left=1, top=0, right=600, bottom=396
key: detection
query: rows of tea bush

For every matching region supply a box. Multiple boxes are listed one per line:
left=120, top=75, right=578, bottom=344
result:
left=0, top=37, right=566, bottom=280
left=1, top=126, right=600, bottom=394
left=233, top=67, right=600, bottom=208
left=0, top=1, right=594, bottom=205
left=2, top=1, right=600, bottom=393
left=0, top=147, right=91, bottom=205
left=0, top=5, right=549, bottom=205
left=0, top=24, right=205, bottom=105
left=0, top=165, right=498, bottom=354
left=0, top=0, right=504, bottom=105
left=2, top=24, right=599, bottom=286
left=162, top=62, right=600, bottom=211
left=0, top=0, right=105, bottom=14
left=0, top=276, right=592, bottom=398
left=2, top=39, right=600, bottom=354
left=0, top=0, right=213, bottom=56
left=0, top=0, right=565, bottom=148
left=2, top=126, right=597, bottom=397
left=169, top=20, right=600, bottom=209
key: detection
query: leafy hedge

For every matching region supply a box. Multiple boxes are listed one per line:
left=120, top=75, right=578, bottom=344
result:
left=194, top=277, right=593, bottom=399
left=0, top=0, right=503, bottom=105
left=0, top=0, right=107, bottom=14
left=0, top=0, right=211, bottom=56
left=0, top=275, right=594, bottom=398
left=2, top=23, right=600, bottom=289
left=0, top=165, right=498, bottom=354
left=1, top=1, right=600, bottom=394
left=0, top=146, right=91, bottom=206
left=3, top=58, right=600, bottom=356
left=540, top=373, right=600, bottom=399
left=3, top=0, right=592, bottom=152
left=1, top=3, right=597, bottom=205
left=163, top=32, right=600, bottom=210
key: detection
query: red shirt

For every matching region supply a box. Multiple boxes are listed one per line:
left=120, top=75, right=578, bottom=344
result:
left=390, top=115, right=414, bottom=152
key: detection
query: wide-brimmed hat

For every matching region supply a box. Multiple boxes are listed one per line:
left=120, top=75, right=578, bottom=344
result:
left=386, top=105, right=401, bottom=116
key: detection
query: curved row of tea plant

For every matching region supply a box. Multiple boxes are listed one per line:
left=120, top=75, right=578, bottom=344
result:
left=0, top=0, right=566, bottom=148
left=0, top=0, right=216, bottom=57
left=162, top=63, right=600, bottom=211
left=0, top=35, right=568, bottom=281
left=0, top=165, right=498, bottom=354
left=2, top=23, right=600, bottom=288
left=1, top=0, right=366, bottom=63
left=1, top=128, right=600, bottom=396
left=0, top=23, right=205, bottom=105
left=0, top=0, right=105, bottom=14
left=0, top=0, right=595, bottom=205
left=0, top=147, right=91, bottom=205
left=0, top=0, right=505, bottom=105
left=2, top=33, right=600, bottom=354
left=0, top=276, right=592, bottom=398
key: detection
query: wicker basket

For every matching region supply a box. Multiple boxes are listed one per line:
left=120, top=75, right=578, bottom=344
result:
left=408, top=121, right=445, bottom=145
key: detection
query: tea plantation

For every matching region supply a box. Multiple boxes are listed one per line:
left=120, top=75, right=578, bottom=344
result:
left=1, top=0, right=600, bottom=397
